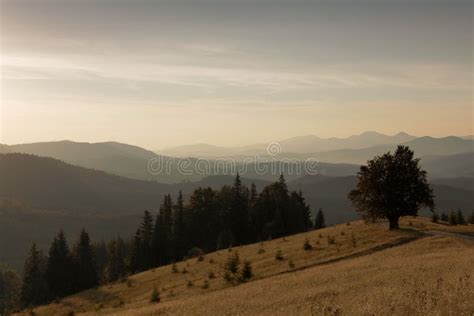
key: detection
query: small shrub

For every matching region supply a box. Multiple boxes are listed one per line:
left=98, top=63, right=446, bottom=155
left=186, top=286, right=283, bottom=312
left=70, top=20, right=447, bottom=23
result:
left=239, top=260, right=253, bottom=282
left=186, top=280, right=194, bottom=288
left=223, top=271, right=234, bottom=284
left=67, top=311, right=75, bottom=316
left=303, top=239, right=313, bottom=251
left=327, top=236, right=336, bottom=245
left=340, top=231, right=345, bottom=236
left=29, top=311, right=36, bottom=316
left=126, top=279, right=132, bottom=287
left=182, top=268, right=188, bottom=274
left=208, top=271, right=216, bottom=279
left=225, top=252, right=240, bottom=274
left=171, top=262, right=178, bottom=273
left=168, top=290, right=175, bottom=298
left=288, top=260, right=295, bottom=269
left=257, top=247, right=265, bottom=254
left=275, top=250, right=284, bottom=261
left=351, top=232, right=357, bottom=248
left=150, top=287, right=160, bottom=303
left=201, top=280, right=210, bottom=289
left=197, top=254, right=204, bottom=262
left=346, top=221, right=351, bottom=226
left=209, top=258, right=215, bottom=264
left=94, top=304, right=103, bottom=311
left=187, top=247, right=205, bottom=259
left=318, top=233, right=323, bottom=238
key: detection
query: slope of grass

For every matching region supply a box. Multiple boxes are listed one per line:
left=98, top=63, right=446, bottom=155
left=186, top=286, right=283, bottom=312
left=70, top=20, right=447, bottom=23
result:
left=22, top=217, right=474, bottom=315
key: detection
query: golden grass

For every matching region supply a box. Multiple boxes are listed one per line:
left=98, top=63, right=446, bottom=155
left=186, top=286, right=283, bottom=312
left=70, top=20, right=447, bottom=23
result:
left=22, top=217, right=474, bottom=316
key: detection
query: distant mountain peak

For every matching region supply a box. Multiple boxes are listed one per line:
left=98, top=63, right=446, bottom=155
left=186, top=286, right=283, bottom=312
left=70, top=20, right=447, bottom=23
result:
left=359, top=131, right=385, bottom=136
left=394, top=131, right=413, bottom=137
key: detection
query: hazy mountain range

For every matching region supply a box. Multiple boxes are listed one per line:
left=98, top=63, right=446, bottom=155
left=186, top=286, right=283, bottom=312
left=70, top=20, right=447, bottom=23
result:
left=1, top=133, right=472, bottom=182
left=160, top=131, right=417, bottom=157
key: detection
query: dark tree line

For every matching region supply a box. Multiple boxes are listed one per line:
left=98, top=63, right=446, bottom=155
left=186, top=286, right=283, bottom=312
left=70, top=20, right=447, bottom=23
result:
left=437, top=209, right=472, bottom=225
left=19, top=174, right=314, bottom=308
left=20, top=229, right=98, bottom=307
left=129, top=174, right=313, bottom=272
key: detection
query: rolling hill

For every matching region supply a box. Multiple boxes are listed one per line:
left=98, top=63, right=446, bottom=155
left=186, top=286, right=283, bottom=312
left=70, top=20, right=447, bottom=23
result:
left=0, top=141, right=361, bottom=182
left=422, top=152, right=474, bottom=178
left=20, top=217, right=474, bottom=315
left=1, top=141, right=185, bottom=183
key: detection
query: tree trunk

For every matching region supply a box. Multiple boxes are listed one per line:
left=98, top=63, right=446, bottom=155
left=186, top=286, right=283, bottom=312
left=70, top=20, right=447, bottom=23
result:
left=388, top=216, right=400, bottom=230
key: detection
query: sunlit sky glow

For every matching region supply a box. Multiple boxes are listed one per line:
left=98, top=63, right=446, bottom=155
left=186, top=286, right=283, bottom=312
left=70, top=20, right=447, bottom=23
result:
left=1, top=0, right=472, bottom=149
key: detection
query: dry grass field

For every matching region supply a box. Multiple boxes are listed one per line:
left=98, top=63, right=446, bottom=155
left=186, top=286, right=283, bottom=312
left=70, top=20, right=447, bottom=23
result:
left=22, top=217, right=474, bottom=316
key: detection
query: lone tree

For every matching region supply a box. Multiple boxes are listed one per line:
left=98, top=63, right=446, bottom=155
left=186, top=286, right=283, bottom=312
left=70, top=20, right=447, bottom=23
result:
left=314, top=208, right=326, bottom=230
left=348, top=146, right=434, bottom=230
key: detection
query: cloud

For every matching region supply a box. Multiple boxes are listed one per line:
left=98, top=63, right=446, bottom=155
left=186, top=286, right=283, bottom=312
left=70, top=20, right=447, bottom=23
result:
left=2, top=52, right=471, bottom=95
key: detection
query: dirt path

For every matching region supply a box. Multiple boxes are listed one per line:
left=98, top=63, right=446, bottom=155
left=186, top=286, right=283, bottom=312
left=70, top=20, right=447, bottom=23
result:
left=424, top=230, right=474, bottom=244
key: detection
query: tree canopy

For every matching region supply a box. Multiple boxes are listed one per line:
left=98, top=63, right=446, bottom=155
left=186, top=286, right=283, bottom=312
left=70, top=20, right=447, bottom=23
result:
left=349, top=146, right=434, bottom=229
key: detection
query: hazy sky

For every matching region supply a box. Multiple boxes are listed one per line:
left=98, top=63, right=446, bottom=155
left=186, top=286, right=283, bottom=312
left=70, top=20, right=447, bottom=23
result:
left=1, top=0, right=472, bottom=149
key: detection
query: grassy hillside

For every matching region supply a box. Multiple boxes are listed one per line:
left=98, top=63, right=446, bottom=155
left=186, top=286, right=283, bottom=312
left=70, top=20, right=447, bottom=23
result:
left=23, top=217, right=474, bottom=315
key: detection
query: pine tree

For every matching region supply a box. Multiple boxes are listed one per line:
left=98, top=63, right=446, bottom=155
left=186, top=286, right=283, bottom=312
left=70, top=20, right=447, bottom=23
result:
left=239, top=260, right=253, bottom=282
left=0, top=265, right=20, bottom=315
left=431, top=212, right=439, bottom=223
left=469, top=211, right=474, bottom=225
left=93, top=239, right=107, bottom=283
left=441, top=212, right=449, bottom=222
left=105, top=238, right=126, bottom=282
left=248, top=182, right=259, bottom=243
left=129, top=210, right=154, bottom=272
left=314, top=208, right=326, bottom=230
left=129, top=229, right=142, bottom=273
left=140, top=210, right=154, bottom=270
left=187, top=187, right=221, bottom=251
left=273, top=175, right=291, bottom=237
left=72, top=229, right=98, bottom=291
left=448, top=211, right=458, bottom=225
left=152, top=195, right=173, bottom=266
left=173, top=190, right=187, bottom=260
left=20, top=244, right=49, bottom=307
left=115, top=237, right=127, bottom=279
left=457, top=209, right=466, bottom=225
left=46, top=230, right=74, bottom=298
left=229, top=174, right=250, bottom=245
left=289, top=190, right=312, bottom=233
